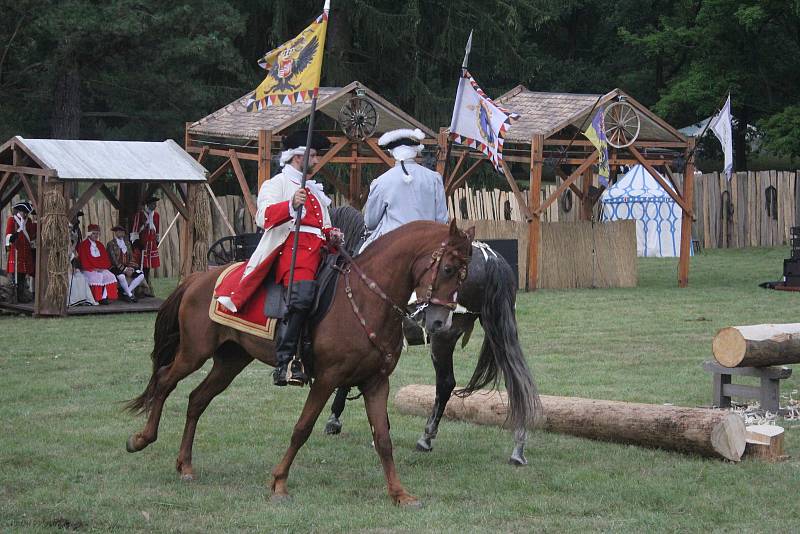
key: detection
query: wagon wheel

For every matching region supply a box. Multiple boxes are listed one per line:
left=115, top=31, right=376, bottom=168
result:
left=207, top=236, right=236, bottom=266
left=604, top=101, right=640, bottom=148
left=338, top=96, right=378, bottom=141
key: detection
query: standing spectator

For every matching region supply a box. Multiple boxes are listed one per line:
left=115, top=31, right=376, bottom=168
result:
left=130, top=195, right=160, bottom=284
left=4, top=201, right=36, bottom=302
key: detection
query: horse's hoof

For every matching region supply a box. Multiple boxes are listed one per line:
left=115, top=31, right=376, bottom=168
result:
left=508, top=454, right=528, bottom=466
left=324, top=416, right=342, bottom=435
left=415, top=438, right=432, bottom=452
left=180, top=472, right=195, bottom=482
left=126, top=434, right=144, bottom=453
left=270, top=493, right=292, bottom=504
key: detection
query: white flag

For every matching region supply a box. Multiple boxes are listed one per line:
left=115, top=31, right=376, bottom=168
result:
left=449, top=71, right=519, bottom=172
left=710, top=94, right=733, bottom=180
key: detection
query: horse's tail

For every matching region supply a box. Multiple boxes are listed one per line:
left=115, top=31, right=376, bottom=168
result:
left=125, top=278, right=190, bottom=415
left=455, top=255, right=541, bottom=432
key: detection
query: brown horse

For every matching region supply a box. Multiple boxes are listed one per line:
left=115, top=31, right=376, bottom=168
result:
left=125, top=220, right=474, bottom=506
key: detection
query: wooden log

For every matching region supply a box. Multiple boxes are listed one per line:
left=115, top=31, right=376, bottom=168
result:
left=713, top=324, right=800, bottom=367
left=744, top=424, right=785, bottom=462
left=394, top=385, right=747, bottom=462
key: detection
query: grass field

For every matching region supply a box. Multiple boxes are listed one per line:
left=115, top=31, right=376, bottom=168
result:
left=1, top=247, right=799, bottom=533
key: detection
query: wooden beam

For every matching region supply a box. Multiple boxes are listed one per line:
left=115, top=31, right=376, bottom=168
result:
left=545, top=139, right=688, bottom=148
left=349, top=142, right=360, bottom=207
left=364, top=138, right=395, bottom=168
left=435, top=127, right=449, bottom=177
left=0, top=164, right=56, bottom=177
left=0, top=181, right=23, bottom=210
left=0, top=171, right=12, bottom=197
left=446, top=152, right=468, bottom=190
left=99, top=184, right=122, bottom=211
left=663, top=164, right=682, bottom=197
left=446, top=157, right=485, bottom=195
left=678, top=139, right=695, bottom=288
left=196, top=145, right=210, bottom=165
left=330, top=156, right=385, bottom=164
left=69, top=181, right=103, bottom=220
left=528, top=135, right=544, bottom=291
left=553, top=166, right=585, bottom=199
left=228, top=150, right=257, bottom=218
left=257, top=129, right=272, bottom=189
left=581, top=167, right=593, bottom=220
left=499, top=159, right=533, bottom=222
left=207, top=158, right=232, bottom=184
left=308, top=137, right=349, bottom=178
left=186, top=146, right=259, bottom=161
left=158, top=184, right=191, bottom=221
left=628, top=145, right=692, bottom=215
left=534, top=152, right=598, bottom=217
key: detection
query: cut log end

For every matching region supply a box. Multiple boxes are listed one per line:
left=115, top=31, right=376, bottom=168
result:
left=712, top=327, right=747, bottom=367
left=710, top=412, right=747, bottom=461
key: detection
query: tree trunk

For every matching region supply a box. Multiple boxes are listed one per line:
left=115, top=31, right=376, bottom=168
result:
left=51, top=62, right=81, bottom=139
left=712, top=324, right=800, bottom=367
left=394, top=385, right=747, bottom=462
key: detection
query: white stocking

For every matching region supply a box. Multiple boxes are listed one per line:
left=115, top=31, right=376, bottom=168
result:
left=128, top=273, right=144, bottom=294
left=117, top=274, right=132, bottom=296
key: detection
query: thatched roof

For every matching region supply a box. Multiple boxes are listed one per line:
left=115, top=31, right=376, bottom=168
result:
left=495, top=87, right=686, bottom=144
left=188, top=81, right=435, bottom=141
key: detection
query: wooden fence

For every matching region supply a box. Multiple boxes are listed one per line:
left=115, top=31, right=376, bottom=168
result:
left=2, top=170, right=797, bottom=280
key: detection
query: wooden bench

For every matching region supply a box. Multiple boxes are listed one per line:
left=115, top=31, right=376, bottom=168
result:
left=703, top=361, right=793, bottom=413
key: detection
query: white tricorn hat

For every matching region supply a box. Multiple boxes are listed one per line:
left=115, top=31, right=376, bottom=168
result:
left=378, top=128, right=426, bottom=149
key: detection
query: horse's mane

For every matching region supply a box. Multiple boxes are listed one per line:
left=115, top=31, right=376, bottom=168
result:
left=330, top=206, right=365, bottom=255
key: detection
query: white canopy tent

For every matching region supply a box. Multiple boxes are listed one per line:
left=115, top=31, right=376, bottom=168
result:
left=600, top=165, right=684, bottom=257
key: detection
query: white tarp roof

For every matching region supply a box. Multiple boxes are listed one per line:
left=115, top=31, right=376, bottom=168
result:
left=16, top=137, right=207, bottom=182
left=601, top=164, right=676, bottom=202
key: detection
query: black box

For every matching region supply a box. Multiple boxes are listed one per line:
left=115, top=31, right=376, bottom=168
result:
left=784, top=258, right=800, bottom=280
left=482, top=239, right=519, bottom=284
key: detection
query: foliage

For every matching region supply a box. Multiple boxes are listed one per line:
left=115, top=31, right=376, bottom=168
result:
left=1, top=248, right=799, bottom=531
left=1, top=1, right=799, bottom=161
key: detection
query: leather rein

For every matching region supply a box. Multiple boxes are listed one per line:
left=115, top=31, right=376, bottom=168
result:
left=335, top=242, right=467, bottom=369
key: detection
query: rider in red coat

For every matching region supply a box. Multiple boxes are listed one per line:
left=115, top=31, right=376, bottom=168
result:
left=215, top=130, right=342, bottom=386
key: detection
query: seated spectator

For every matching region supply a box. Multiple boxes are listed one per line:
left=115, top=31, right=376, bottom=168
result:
left=76, top=224, right=118, bottom=304
left=107, top=225, right=145, bottom=303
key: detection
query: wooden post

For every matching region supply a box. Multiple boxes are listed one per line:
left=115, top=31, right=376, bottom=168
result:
left=528, top=135, right=544, bottom=290
left=179, top=182, right=196, bottom=281
left=436, top=127, right=449, bottom=178
left=679, top=138, right=695, bottom=287
left=581, top=167, right=593, bottom=220
left=35, top=177, right=67, bottom=316
left=257, top=129, right=272, bottom=189
left=349, top=142, right=360, bottom=207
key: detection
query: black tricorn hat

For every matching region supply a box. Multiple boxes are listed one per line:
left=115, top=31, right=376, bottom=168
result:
left=282, top=130, right=331, bottom=152
left=144, top=195, right=160, bottom=204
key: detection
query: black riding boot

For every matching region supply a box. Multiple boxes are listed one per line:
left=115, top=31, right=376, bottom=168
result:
left=273, top=281, right=316, bottom=386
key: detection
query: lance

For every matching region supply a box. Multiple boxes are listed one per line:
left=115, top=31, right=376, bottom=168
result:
left=285, top=0, right=330, bottom=306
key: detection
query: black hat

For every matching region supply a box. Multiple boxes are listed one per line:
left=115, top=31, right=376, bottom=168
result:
left=378, top=128, right=426, bottom=150
left=75, top=210, right=84, bottom=218
left=282, top=130, right=331, bottom=152
left=12, top=201, right=34, bottom=214
left=111, top=225, right=126, bottom=232
left=144, top=195, right=159, bottom=204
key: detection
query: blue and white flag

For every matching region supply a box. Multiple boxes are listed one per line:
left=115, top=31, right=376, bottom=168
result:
left=710, top=94, right=733, bottom=180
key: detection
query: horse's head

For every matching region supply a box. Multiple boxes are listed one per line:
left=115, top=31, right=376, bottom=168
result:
left=412, top=220, right=475, bottom=334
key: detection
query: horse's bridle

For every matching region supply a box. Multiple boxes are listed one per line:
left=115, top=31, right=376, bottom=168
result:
left=335, top=242, right=469, bottom=370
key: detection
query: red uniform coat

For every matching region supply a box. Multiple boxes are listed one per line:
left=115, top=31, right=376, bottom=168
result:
left=77, top=239, right=112, bottom=270
left=214, top=165, right=333, bottom=313
left=131, top=209, right=160, bottom=269
left=5, top=215, right=36, bottom=274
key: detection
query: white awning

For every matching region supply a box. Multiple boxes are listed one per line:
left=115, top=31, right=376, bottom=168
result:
left=15, top=137, right=207, bottom=182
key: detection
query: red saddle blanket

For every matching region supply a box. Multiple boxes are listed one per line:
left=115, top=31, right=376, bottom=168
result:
left=209, top=262, right=278, bottom=340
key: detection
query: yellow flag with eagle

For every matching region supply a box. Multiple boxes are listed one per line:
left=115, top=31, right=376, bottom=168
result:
left=246, top=11, right=328, bottom=111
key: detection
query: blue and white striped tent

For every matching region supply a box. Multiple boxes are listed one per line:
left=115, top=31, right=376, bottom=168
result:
left=600, top=165, right=683, bottom=257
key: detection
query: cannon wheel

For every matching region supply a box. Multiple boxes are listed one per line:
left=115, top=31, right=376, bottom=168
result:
left=207, top=236, right=237, bottom=266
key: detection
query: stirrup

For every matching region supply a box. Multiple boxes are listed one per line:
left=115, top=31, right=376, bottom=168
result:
left=286, top=359, right=307, bottom=387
